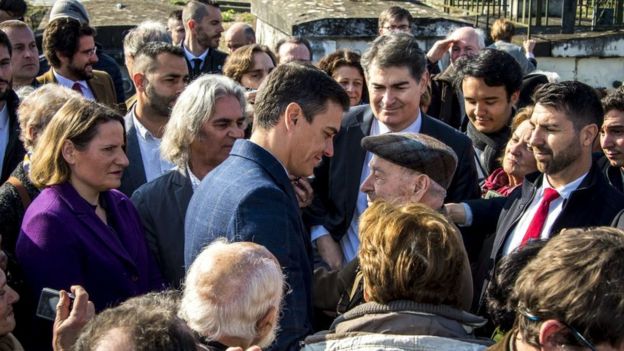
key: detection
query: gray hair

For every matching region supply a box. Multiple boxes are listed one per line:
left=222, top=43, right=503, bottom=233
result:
left=447, top=26, right=486, bottom=49
left=179, top=239, right=284, bottom=346
left=160, top=74, right=246, bottom=168
left=123, top=20, right=171, bottom=59
left=18, top=85, right=81, bottom=151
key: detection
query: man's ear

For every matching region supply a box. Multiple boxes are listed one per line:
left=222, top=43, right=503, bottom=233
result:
left=412, top=173, right=430, bottom=199
left=283, top=102, right=302, bottom=132
left=539, top=319, right=568, bottom=350
left=132, top=72, right=147, bottom=92
left=580, top=124, right=599, bottom=148
left=418, top=71, right=429, bottom=91
left=61, top=140, right=77, bottom=165
left=255, top=306, right=277, bottom=336
left=510, top=90, right=520, bottom=106
left=187, top=19, right=197, bottom=32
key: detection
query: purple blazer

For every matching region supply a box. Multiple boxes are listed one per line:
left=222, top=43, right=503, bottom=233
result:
left=17, top=182, right=163, bottom=312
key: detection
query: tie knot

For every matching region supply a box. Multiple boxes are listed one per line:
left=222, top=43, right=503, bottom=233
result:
left=543, top=188, right=560, bottom=203
left=71, top=82, right=83, bottom=95
left=192, top=58, right=202, bottom=68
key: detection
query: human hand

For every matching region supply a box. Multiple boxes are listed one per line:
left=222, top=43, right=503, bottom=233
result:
left=245, top=90, right=257, bottom=105
left=316, top=235, right=344, bottom=270
left=53, top=285, right=95, bottom=351
left=226, top=347, right=262, bottom=351
left=443, top=203, right=467, bottom=225
left=426, top=38, right=455, bottom=64
left=290, top=176, right=313, bottom=208
left=523, top=38, right=536, bottom=53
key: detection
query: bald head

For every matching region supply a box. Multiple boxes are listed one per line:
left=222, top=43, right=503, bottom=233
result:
left=449, top=26, right=484, bottom=64
left=225, top=22, right=255, bottom=53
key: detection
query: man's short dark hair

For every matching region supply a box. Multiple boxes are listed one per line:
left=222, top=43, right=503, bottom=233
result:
left=0, top=29, right=11, bottom=57
left=182, top=0, right=219, bottom=26
left=275, top=36, right=313, bottom=61
left=169, top=9, right=182, bottom=21
left=0, top=0, right=27, bottom=20
left=455, top=48, right=523, bottom=99
left=602, top=86, right=624, bottom=114
left=486, top=240, right=546, bottom=331
left=133, top=41, right=184, bottom=74
left=361, top=33, right=426, bottom=83
left=74, top=292, right=197, bottom=351
left=254, top=62, right=349, bottom=129
left=43, top=17, right=95, bottom=68
left=533, top=80, right=604, bottom=131
left=378, top=6, right=413, bottom=29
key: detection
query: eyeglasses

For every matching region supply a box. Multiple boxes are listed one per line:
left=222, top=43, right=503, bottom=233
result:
left=518, top=308, right=596, bottom=351
left=80, top=47, right=98, bottom=57
left=382, top=25, right=410, bottom=32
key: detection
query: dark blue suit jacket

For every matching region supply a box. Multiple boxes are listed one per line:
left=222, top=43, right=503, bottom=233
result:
left=185, top=139, right=313, bottom=351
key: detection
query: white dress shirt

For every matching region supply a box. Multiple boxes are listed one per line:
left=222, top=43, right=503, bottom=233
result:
left=0, top=105, right=9, bottom=173
left=311, top=111, right=423, bottom=262
left=502, top=172, right=588, bottom=255
left=131, top=110, right=174, bottom=182
left=53, top=69, right=96, bottom=101
left=186, top=164, right=201, bottom=191
left=183, top=46, right=208, bottom=69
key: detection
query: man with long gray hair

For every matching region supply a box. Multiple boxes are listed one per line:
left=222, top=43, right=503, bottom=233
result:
left=131, top=74, right=246, bottom=287
left=179, top=239, right=284, bottom=350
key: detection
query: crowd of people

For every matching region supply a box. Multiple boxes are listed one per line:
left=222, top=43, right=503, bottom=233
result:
left=0, top=0, right=622, bottom=350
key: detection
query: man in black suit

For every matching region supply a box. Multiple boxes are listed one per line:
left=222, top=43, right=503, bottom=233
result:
left=181, top=0, right=227, bottom=79
left=306, top=33, right=480, bottom=269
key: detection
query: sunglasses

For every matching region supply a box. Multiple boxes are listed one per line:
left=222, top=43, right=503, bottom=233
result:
left=518, top=308, right=596, bottom=351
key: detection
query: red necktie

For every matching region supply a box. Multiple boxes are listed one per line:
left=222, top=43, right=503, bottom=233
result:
left=72, top=82, right=83, bottom=96
left=521, top=188, right=560, bottom=246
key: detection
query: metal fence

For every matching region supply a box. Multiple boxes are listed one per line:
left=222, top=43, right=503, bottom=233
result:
left=441, top=0, right=624, bottom=33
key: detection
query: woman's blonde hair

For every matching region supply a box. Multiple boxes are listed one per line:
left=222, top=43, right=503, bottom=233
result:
left=358, top=201, right=467, bottom=308
left=30, top=98, right=124, bottom=188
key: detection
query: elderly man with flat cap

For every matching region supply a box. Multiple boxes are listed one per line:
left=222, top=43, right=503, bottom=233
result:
left=313, top=132, right=474, bottom=319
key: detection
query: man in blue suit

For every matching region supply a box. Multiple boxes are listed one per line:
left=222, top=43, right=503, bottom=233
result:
left=185, top=62, right=350, bottom=351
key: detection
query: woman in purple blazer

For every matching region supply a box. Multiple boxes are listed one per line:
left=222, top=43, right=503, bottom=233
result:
left=16, top=98, right=162, bottom=350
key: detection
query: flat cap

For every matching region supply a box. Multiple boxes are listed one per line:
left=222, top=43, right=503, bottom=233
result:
left=361, top=132, right=458, bottom=189
left=49, top=0, right=90, bottom=24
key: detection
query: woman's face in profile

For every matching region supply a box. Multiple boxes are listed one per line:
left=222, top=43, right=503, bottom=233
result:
left=65, top=120, right=129, bottom=194
left=240, top=51, right=275, bottom=91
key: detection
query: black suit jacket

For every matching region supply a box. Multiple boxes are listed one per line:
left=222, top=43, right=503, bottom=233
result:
left=306, top=104, right=480, bottom=242
left=185, top=48, right=228, bottom=80
left=1, top=90, right=24, bottom=183
left=119, top=110, right=146, bottom=197
left=131, top=168, right=193, bottom=288
left=472, top=163, right=624, bottom=312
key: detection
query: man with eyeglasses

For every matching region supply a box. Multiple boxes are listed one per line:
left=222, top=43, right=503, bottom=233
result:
left=37, top=17, right=118, bottom=110
left=377, top=6, right=413, bottom=35
left=488, top=226, right=624, bottom=351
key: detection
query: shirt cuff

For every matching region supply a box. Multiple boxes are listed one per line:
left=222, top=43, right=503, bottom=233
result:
left=526, top=52, right=535, bottom=59
left=311, top=225, right=330, bottom=241
left=461, top=202, right=474, bottom=227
